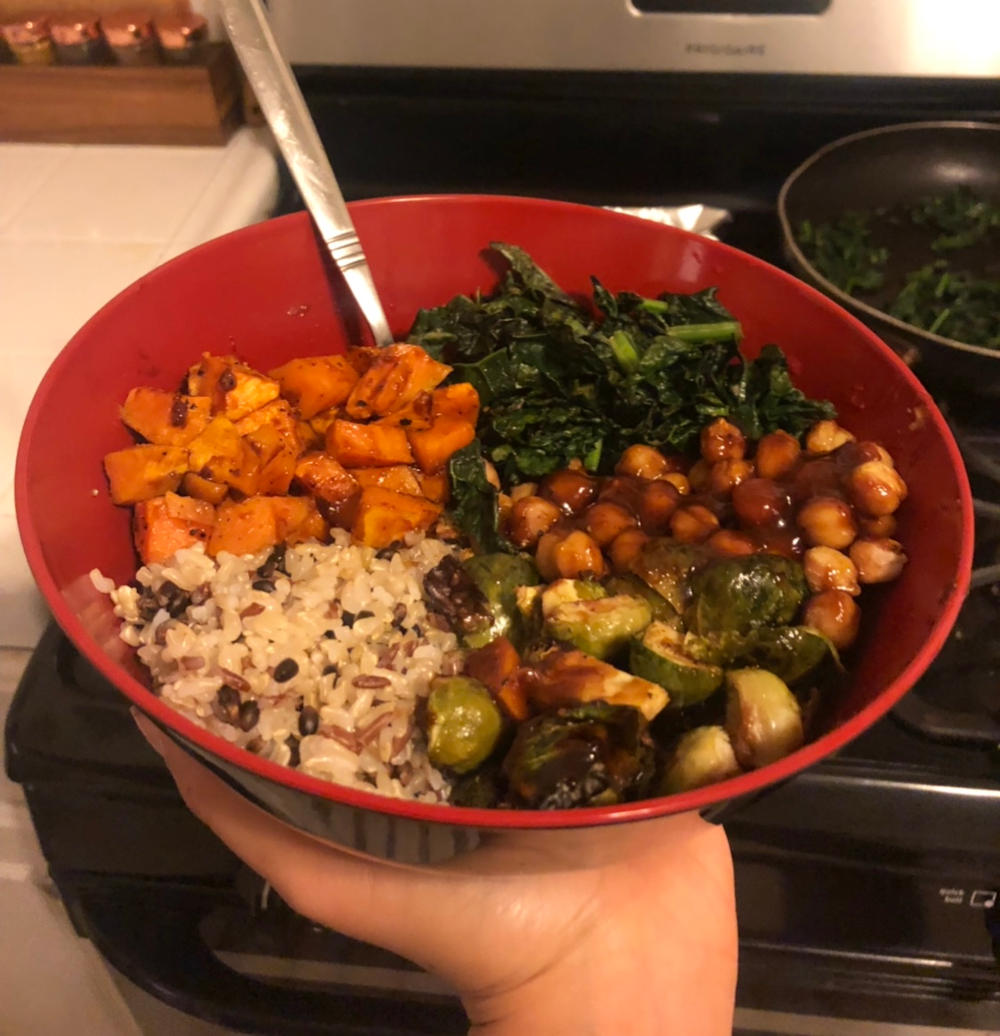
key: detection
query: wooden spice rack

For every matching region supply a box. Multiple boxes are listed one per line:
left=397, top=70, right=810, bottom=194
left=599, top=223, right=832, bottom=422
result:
left=0, top=41, right=245, bottom=145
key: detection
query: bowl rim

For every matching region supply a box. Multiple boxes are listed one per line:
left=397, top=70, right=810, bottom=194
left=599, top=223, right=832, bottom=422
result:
left=777, top=119, right=1000, bottom=361
left=16, top=193, right=975, bottom=831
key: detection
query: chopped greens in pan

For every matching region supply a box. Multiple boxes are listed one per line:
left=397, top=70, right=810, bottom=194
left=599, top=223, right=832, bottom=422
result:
left=796, top=186, right=1000, bottom=348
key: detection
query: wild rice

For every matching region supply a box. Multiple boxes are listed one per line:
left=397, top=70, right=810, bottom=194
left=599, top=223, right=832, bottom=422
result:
left=93, top=528, right=464, bottom=803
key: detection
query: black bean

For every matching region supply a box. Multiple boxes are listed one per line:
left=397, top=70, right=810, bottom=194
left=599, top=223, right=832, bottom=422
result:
left=298, top=706, right=319, bottom=736
left=158, top=580, right=191, bottom=618
left=413, top=624, right=424, bottom=638
left=237, top=699, right=260, bottom=731
left=285, top=734, right=301, bottom=767
left=256, top=543, right=287, bottom=580
left=252, top=579, right=276, bottom=592
left=376, top=545, right=399, bottom=560
left=341, top=611, right=356, bottom=627
left=322, top=664, right=340, bottom=677
left=189, top=583, right=211, bottom=606
left=218, top=368, right=237, bottom=392
left=212, top=685, right=241, bottom=725
left=357, top=610, right=374, bottom=620
left=273, top=658, right=299, bottom=683
left=245, top=736, right=264, bottom=754
left=323, top=629, right=336, bottom=639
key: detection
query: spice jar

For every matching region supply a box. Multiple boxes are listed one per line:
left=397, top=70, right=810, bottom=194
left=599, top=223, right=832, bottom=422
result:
left=0, top=12, right=56, bottom=65
left=154, top=12, right=208, bottom=65
left=50, top=9, right=109, bottom=65
left=101, top=8, right=160, bottom=65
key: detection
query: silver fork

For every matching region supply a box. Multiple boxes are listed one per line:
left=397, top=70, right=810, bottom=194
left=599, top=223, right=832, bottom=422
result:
left=219, top=0, right=393, bottom=348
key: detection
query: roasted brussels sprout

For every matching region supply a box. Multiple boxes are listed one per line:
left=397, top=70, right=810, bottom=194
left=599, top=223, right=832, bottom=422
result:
left=683, top=626, right=837, bottom=684
left=525, top=648, right=669, bottom=721
left=424, top=676, right=503, bottom=774
left=631, top=539, right=711, bottom=613
left=604, top=573, right=680, bottom=625
left=629, top=621, right=724, bottom=707
left=546, top=594, right=652, bottom=659
left=661, top=726, right=741, bottom=794
left=686, top=554, right=808, bottom=635
left=540, top=578, right=607, bottom=616
left=503, top=702, right=655, bottom=809
left=461, top=553, right=541, bottom=649
left=724, top=668, right=804, bottom=769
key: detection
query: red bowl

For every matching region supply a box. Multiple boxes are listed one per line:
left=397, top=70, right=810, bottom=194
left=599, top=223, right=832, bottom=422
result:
left=16, top=195, right=973, bottom=865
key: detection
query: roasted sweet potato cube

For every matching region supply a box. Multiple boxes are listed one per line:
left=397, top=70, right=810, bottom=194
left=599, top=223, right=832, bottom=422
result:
left=294, top=452, right=359, bottom=505
left=268, top=355, right=359, bottom=419
left=496, top=674, right=532, bottom=723
left=182, top=471, right=229, bottom=505
left=464, top=636, right=520, bottom=694
left=351, top=465, right=423, bottom=497
left=327, top=419, right=414, bottom=467
left=346, top=346, right=379, bottom=375
left=296, top=420, right=324, bottom=451
left=271, top=496, right=327, bottom=544
left=104, top=444, right=189, bottom=505
left=120, top=387, right=211, bottom=447
left=208, top=497, right=280, bottom=557
left=235, top=398, right=300, bottom=443
left=379, top=391, right=434, bottom=432
left=187, top=417, right=260, bottom=496
left=133, top=493, right=215, bottom=564
left=417, top=471, right=450, bottom=504
left=407, top=415, right=476, bottom=474
left=345, top=344, right=451, bottom=420
left=187, top=354, right=280, bottom=421
left=351, top=486, right=442, bottom=548
left=308, top=408, right=338, bottom=440
left=432, top=383, right=480, bottom=425
left=243, top=423, right=298, bottom=496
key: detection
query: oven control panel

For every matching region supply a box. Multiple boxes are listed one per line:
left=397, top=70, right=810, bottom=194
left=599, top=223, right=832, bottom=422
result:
left=267, top=0, right=1000, bottom=78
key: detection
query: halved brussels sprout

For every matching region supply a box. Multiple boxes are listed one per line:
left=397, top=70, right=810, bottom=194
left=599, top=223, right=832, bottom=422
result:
left=631, top=539, right=712, bottom=613
left=683, top=625, right=837, bottom=684
left=687, top=555, right=808, bottom=636
left=661, top=726, right=742, bottom=794
left=604, top=573, right=681, bottom=626
left=630, top=621, right=724, bottom=707
left=546, top=594, right=652, bottom=659
left=462, top=553, right=541, bottom=649
left=724, top=668, right=804, bottom=769
left=525, top=648, right=669, bottom=721
left=424, top=676, right=503, bottom=774
left=540, top=578, right=607, bottom=617
left=502, top=701, right=655, bottom=809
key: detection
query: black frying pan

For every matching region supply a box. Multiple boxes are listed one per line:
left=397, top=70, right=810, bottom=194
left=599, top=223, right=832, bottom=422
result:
left=778, top=121, right=1000, bottom=399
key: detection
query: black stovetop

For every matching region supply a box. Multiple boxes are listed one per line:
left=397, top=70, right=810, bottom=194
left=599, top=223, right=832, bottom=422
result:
left=7, top=69, right=1000, bottom=1034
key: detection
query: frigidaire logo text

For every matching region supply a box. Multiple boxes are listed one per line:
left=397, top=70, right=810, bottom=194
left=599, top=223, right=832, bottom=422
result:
left=684, top=42, right=767, bottom=57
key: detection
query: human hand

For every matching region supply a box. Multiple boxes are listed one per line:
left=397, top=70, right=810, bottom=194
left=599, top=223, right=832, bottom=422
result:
left=135, top=713, right=737, bottom=1036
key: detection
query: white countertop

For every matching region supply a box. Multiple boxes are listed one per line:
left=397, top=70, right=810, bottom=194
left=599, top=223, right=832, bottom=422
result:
left=0, top=128, right=280, bottom=648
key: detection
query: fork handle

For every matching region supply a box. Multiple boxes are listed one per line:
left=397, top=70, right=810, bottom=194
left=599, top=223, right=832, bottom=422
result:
left=219, top=0, right=393, bottom=348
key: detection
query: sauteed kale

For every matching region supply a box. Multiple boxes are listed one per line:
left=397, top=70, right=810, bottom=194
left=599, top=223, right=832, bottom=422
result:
left=408, top=243, right=835, bottom=551
left=796, top=186, right=1000, bottom=348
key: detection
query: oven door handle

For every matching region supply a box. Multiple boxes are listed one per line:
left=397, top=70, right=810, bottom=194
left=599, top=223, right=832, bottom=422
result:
left=68, top=879, right=466, bottom=1036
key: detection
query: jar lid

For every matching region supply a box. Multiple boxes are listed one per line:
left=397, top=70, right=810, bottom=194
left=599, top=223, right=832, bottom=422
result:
left=1, top=12, right=52, bottom=46
left=101, top=7, right=155, bottom=47
left=50, top=9, right=103, bottom=46
left=155, top=12, right=207, bottom=50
